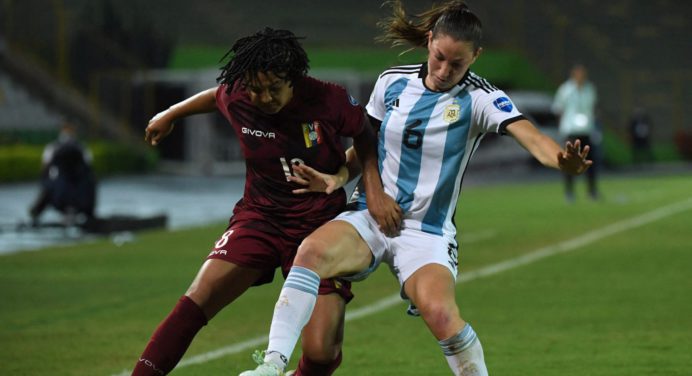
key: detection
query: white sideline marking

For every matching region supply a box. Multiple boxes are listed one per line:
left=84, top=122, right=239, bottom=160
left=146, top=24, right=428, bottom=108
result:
left=111, top=197, right=692, bottom=375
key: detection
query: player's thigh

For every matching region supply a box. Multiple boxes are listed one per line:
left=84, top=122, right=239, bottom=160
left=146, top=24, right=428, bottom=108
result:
left=389, top=231, right=456, bottom=280
left=295, top=220, right=372, bottom=278
left=404, top=263, right=457, bottom=310
left=404, top=264, right=463, bottom=339
left=301, top=293, right=346, bottom=361
left=393, top=231, right=459, bottom=310
left=186, top=259, right=264, bottom=319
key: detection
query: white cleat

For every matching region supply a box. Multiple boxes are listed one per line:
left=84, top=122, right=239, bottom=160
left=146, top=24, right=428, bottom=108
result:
left=238, top=363, right=284, bottom=376
left=238, top=350, right=285, bottom=376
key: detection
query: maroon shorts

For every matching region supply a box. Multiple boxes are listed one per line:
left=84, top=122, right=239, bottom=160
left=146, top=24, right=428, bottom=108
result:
left=207, top=216, right=353, bottom=303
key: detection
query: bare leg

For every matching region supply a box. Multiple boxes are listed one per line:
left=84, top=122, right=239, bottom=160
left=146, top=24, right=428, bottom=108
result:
left=404, top=264, right=488, bottom=376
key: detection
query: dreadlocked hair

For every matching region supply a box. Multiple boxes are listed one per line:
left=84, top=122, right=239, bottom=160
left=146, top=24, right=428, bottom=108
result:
left=376, top=0, right=482, bottom=51
left=217, top=27, right=309, bottom=93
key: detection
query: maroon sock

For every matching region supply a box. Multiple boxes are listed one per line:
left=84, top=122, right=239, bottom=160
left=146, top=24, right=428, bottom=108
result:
left=131, top=296, right=208, bottom=375
left=295, top=351, right=342, bottom=376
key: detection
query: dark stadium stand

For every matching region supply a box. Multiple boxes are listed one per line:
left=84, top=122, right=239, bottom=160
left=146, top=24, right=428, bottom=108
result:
left=1, top=0, right=689, bottom=154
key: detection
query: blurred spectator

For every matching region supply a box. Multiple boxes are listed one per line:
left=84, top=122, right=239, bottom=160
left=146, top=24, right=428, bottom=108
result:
left=552, top=64, right=599, bottom=202
left=628, top=107, right=654, bottom=164
left=29, top=121, right=96, bottom=226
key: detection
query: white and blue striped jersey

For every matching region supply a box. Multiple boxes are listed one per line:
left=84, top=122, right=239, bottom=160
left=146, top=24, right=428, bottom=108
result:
left=361, top=63, right=525, bottom=238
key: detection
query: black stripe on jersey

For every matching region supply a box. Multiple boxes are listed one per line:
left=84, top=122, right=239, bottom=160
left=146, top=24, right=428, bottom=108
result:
left=379, top=64, right=422, bottom=78
left=498, top=115, right=527, bottom=135
left=418, top=63, right=428, bottom=79
left=463, top=75, right=488, bottom=93
left=471, top=74, right=499, bottom=91
left=466, top=75, right=498, bottom=93
left=388, top=64, right=422, bottom=71
left=456, top=70, right=471, bottom=88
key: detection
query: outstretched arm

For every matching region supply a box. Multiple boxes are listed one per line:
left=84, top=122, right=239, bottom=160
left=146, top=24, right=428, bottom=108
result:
left=507, top=119, right=592, bottom=175
left=144, top=87, right=218, bottom=146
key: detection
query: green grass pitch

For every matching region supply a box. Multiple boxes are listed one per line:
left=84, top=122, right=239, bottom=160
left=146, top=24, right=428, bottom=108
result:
left=1, top=173, right=691, bottom=375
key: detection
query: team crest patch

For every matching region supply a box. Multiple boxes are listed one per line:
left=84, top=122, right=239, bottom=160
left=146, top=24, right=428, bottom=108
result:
left=443, top=104, right=461, bottom=123
left=302, top=121, right=322, bottom=148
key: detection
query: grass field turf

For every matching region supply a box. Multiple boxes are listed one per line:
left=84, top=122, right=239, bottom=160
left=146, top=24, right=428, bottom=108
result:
left=1, top=173, right=690, bottom=375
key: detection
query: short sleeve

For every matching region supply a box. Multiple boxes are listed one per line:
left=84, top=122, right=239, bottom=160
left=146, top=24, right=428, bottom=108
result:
left=365, top=75, right=387, bottom=121
left=215, top=84, right=231, bottom=118
left=472, top=90, right=525, bottom=135
left=332, top=86, right=365, bottom=137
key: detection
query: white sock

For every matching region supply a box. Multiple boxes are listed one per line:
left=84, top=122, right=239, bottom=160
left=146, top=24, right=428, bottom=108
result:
left=264, top=266, right=320, bottom=368
left=439, top=324, right=489, bottom=376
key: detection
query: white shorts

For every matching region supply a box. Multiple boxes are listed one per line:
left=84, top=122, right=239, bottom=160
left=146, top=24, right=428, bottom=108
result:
left=334, top=209, right=459, bottom=296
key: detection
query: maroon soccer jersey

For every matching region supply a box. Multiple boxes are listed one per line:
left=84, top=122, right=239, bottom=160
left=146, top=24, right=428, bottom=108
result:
left=215, top=76, right=365, bottom=238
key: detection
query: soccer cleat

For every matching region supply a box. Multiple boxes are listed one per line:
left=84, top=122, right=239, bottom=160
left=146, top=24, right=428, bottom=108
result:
left=239, top=350, right=285, bottom=376
left=406, top=302, right=420, bottom=316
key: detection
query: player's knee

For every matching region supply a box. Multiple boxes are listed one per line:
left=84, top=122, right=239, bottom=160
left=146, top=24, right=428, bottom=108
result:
left=295, top=237, right=334, bottom=273
left=418, top=301, right=460, bottom=334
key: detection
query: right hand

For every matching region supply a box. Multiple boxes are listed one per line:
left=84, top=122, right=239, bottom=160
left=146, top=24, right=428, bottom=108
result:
left=144, top=110, right=175, bottom=146
left=366, top=191, right=402, bottom=237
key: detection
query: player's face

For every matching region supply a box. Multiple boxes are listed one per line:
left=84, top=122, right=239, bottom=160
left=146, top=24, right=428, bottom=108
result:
left=246, top=71, right=294, bottom=114
left=425, top=32, right=481, bottom=92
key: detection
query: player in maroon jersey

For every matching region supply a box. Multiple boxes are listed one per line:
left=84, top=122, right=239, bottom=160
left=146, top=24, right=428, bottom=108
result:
left=131, top=28, right=401, bottom=376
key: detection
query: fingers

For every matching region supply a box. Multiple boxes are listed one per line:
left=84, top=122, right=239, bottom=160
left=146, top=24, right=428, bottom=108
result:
left=378, top=219, right=397, bottom=237
left=377, top=204, right=403, bottom=237
left=144, top=122, right=165, bottom=146
left=380, top=216, right=401, bottom=236
left=145, top=113, right=173, bottom=146
left=292, top=164, right=319, bottom=179
left=144, top=128, right=157, bottom=146
left=287, top=175, right=310, bottom=186
left=580, top=145, right=591, bottom=158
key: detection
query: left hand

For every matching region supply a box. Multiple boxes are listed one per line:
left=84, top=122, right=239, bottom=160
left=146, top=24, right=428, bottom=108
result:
left=288, top=164, right=345, bottom=194
left=557, top=139, right=593, bottom=175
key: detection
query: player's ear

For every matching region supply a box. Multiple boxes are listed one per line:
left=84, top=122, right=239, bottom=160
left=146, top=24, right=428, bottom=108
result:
left=471, top=47, right=483, bottom=64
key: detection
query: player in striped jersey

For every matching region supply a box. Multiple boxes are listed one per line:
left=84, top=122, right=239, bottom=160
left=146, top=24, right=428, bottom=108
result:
left=242, top=2, right=591, bottom=376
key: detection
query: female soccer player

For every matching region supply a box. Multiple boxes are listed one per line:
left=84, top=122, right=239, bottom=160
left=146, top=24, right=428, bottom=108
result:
left=241, top=2, right=592, bottom=376
left=131, top=27, right=401, bottom=376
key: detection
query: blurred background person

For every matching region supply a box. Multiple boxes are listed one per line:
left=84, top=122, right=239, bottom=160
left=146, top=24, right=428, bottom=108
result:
left=552, top=63, right=599, bottom=202
left=28, top=120, right=96, bottom=226
left=628, top=106, right=654, bottom=164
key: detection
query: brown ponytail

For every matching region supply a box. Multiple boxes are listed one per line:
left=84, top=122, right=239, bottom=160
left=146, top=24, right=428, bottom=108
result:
left=376, top=0, right=482, bottom=51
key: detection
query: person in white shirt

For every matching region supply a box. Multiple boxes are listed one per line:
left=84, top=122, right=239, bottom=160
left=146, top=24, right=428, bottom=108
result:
left=552, top=64, right=599, bottom=201
left=241, top=1, right=592, bottom=375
